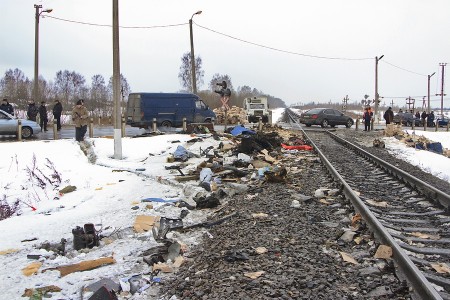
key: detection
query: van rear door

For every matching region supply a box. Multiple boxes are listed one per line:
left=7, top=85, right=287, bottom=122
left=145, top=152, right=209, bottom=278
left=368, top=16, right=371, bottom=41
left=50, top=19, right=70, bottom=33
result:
left=127, top=94, right=142, bottom=125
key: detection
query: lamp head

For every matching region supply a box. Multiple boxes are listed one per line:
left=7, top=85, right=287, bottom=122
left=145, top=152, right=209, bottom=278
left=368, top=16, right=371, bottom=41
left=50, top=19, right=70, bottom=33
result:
left=43, top=8, right=53, bottom=13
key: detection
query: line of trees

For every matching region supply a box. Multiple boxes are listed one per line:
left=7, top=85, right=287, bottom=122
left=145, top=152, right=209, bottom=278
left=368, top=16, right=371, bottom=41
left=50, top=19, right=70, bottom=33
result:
left=1, top=52, right=288, bottom=121
left=0, top=68, right=130, bottom=121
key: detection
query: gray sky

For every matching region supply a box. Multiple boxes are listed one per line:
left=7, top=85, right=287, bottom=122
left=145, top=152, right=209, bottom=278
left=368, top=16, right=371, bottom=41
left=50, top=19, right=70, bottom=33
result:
left=1, top=0, right=449, bottom=108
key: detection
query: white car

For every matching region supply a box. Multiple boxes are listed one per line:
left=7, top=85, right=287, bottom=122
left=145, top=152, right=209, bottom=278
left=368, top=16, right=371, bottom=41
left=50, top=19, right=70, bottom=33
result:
left=0, top=109, right=41, bottom=138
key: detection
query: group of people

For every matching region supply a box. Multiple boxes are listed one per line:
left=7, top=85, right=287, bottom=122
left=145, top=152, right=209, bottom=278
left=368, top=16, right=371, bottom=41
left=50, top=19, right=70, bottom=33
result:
left=1, top=97, right=89, bottom=142
left=419, top=111, right=436, bottom=127
left=26, top=100, right=63, bottom=132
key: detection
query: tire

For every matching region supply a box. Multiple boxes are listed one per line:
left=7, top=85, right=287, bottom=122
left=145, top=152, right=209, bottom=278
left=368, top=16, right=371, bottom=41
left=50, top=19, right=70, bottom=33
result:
left=321, top=119, right=328, bottom=128
left=160, top=120, right=172, bottom=128
left=345, top=119, right=353, bottom=128
left=406, top=121, right=411, bottom=127
left=330, top=125, right=336, bottom=128
left=204, top=118, right=212, bottom=123
left=21, top=126, right=33, bottom=139
left=305, top=124, right=312, bottom=127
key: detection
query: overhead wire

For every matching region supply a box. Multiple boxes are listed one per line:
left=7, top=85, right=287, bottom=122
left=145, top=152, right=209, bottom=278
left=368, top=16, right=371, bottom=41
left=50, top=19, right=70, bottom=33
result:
left=381, top=60, right=427, bottom=77
left=44, top=15, right=187, bottom=29
left=194, top=22, right=373, bottom=61
left=42, top=14, right=445, bottom=101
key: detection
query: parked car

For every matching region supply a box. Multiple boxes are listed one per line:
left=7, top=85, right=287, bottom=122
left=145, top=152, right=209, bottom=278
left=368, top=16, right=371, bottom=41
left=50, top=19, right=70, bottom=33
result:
left=0, top=109, right=41, bottom=138
left=300, top=108, right=354, bottom=128
left=392, top=112, right=422, bottom=126
left=437, top=116, right=449, bottom=127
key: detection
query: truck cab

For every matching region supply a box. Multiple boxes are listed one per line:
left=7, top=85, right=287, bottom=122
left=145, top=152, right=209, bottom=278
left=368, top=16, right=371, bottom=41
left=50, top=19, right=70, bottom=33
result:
left=243, top=96, right=271, bottom=123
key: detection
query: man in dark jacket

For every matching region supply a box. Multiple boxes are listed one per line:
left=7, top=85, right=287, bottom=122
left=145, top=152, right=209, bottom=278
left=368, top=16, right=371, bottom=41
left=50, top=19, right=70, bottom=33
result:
left=52, top=99, right=63, bottom=131
left=39, top=101, right=48, bottom=131
left=428, top=111, right=435, bottom=127
left=421, top=111, right=428, bottom=126
left=1, top=98, right=14, bottom=115
left=383, top=107, right=394, bottom=125
left=27, top=100, right=38, bottom=121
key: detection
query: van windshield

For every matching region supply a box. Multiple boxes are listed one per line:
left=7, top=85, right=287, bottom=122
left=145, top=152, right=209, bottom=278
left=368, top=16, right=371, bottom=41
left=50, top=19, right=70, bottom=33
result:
left=196, top=100, right=207, bottom=110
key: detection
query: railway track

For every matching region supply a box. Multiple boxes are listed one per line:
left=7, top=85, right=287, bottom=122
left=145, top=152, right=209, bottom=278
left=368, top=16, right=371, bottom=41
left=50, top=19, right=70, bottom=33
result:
left=286, top=110, right=450, bottom=299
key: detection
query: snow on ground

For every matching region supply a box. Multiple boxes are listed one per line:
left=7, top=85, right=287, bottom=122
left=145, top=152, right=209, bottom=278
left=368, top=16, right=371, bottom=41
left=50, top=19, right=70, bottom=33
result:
left=0, top=134, right=224, bottom=299
left=383, top=129, right=450, bottom=183
left=271, top=107, right=286, bottom=123
left=0, top=122, right=449, bottom=299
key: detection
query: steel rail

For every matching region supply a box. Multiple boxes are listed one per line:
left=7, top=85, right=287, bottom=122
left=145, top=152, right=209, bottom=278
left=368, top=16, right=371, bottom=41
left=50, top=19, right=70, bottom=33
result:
left=295, top=124, right=443, bottom=299
left=327, top=131, right=450, bottom=210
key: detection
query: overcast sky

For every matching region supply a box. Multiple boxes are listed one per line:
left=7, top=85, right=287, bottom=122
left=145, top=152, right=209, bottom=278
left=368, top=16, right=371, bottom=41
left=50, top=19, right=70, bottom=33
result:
left=1, top=0, right=449, bottom=108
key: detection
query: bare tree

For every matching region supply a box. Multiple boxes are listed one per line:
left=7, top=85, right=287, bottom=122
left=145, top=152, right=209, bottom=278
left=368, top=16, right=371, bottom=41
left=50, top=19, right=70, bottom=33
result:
left=0, top=68, right=31, bottom=110
left=54, top=70, right=86, bottom=110
left=178, top=52, right=204, bottom=92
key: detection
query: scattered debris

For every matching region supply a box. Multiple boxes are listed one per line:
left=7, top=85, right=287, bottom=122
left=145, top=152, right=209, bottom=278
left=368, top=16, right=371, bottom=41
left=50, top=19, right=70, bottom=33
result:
left=374, top=245, right=393, bottom=259
left=0, top=248, right=19, bottom=255
left=22, top=285, right=61, bottom=298
left=59, top=185, right=77, bottom=194
left=431, top=263, right=450, bottom=274
left=72, top=224, right=99, bottom=251
left=22, top=261, right=42, bottom=276
left=42, top=256, right=116, bottom=277
left=244, top=271, right=265, bottom=279
left=339, top=251, right=358, bottom=265
left=224, top=250, right=249, bottom=262
left=373, top=139, right=385, bottom=148
left=366, top=199, right=389, bottom=208
left=133, top=215, right=160, bottom=233
left=39, top=238, right=67, bottom=255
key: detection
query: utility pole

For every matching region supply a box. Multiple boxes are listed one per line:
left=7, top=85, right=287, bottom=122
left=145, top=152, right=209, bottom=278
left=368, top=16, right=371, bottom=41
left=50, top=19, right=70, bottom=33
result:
left=436, top=63, right=447, bottom=116
left=34, top=4, right=52, bottom=103
left=112, top=0, right=122, bottom=159
left=427, top=72, right=436, bottom=113
left=390, top=99, right=394, bottom=109
left=422, top=96, right=426, bottom=111
left=375, top=55, right=384, bottom=123
left=189, top=11, right=202, bottom=95
left=406, top=97, right=415, bottom=112
left=342, top=95, right=348, bottom=112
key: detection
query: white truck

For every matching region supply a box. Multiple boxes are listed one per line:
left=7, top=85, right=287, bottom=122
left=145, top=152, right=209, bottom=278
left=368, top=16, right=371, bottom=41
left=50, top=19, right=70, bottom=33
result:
left=243, top=96, right=271, bottom=124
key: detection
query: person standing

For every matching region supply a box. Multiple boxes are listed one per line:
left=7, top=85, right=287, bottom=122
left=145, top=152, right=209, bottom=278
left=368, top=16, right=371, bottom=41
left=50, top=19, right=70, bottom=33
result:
left=52, top=99, right=63, bottom=131
left=1, top=98, right=14, bottom=115
left=384, top=107, right=394, bottom=125
left=72, top=99, right=89, bottom=142
left=421, top=111, right=428, bottom=126
left=415, top=111, right=420, bottom=119
left=363, top=107, right=373, bottom=131
left=27, top=100, right=38, bottom=121
left=428, top=111, right=435, bottom=127
left=38, top=101, right=48, bottom=131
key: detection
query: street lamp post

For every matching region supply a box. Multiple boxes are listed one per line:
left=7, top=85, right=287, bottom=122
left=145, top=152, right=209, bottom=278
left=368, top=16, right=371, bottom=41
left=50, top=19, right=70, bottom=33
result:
left=374, top=55, right=384, bottom=123
left=427, top=72, right=436, bottom=114
left=189, top=10, right=202, bottom=94
left=34, top=4, right=52, bottom=103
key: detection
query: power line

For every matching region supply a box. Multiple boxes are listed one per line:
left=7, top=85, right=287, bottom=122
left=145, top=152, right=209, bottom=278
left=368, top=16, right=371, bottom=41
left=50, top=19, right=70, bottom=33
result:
left=44, top=15, right=187, bottom=29
left=42, top=15, right=439, bottom=79
left=381, top=60, right=427, bottom=77
left=194, top=22, right=373, bottom=61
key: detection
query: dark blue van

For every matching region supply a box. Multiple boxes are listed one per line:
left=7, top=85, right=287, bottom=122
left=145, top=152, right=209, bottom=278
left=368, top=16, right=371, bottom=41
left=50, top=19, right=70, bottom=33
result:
left=126, top=93, right=216, bottom=128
